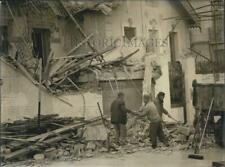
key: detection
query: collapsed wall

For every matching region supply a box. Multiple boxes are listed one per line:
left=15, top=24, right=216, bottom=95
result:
left=1, top=60, right=104, bottom=122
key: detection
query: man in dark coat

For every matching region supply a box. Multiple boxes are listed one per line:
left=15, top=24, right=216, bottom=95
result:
left=110, top=92, right=132, bottom=145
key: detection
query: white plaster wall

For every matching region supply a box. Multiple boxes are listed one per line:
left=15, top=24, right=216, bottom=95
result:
left=0, top=61, right=103, bottom=122
left=103, top=1, right=191, bottom=122
left=1, top=62, right=51, bottom=122
left=53, top=92, right=103, bottom=120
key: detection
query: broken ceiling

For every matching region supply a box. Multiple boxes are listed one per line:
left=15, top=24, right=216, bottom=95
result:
left=4, top=0, right=120, bottom=16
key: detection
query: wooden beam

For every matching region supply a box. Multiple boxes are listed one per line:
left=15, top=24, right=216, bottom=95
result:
left=93, top=49, right=140, bottom=67
left=51, top=52, right=93, bottom=60
left=52, top=45, right=116, bottom=84
left=2, top=116, right=105, bottom=161
left=0, top=137, right=32, bottom=143
left=59, top=0, right=103, bottom=60
left=26, top=116, right=104, bottom=142
left=3, top=134, right=71, bottom=161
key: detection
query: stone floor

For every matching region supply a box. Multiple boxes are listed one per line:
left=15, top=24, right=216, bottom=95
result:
left=41, top=147, right=225, bottom=167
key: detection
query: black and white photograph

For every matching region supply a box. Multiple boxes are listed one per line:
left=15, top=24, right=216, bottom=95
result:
left=0, top=0, right=225, bottom=166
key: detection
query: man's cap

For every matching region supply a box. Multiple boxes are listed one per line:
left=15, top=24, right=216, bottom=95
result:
left=158, top=92, right=165, bottom=96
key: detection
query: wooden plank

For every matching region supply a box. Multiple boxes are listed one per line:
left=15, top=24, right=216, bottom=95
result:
left=51, top=38, right=117, bottom=77
left=59, top=0, right=103, bottom=60
left=24, top=116, right=103, bottom=142
left=212, top=161, right=225, bottom=167
left=0, top=137, right=31, bottom=143
left=2, top=116, right=104, bottom=160
left=52, top=45, right=116, bottom=84
left=51, top=53, right=93, bottom=77
left=3, top=134, right=71, bottom=161
left=51, top=52, right=93, bottom=60
left=93, top=49, right=140, bottom=67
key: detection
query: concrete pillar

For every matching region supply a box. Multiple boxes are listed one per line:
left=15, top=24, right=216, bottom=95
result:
left=143, top=55, right=153, bottom=96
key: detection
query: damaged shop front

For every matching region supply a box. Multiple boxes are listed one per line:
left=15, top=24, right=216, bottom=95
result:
left=0, top=0, right=224, bottom=165
left=0, top=0, right=122, bottom=122
left=0, top=0, right=173, bottom=163
left=0, top=0, right=164, bottom=122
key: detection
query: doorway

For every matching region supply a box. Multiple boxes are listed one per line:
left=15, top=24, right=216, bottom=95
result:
left=32, top=28, right=50, bottom=67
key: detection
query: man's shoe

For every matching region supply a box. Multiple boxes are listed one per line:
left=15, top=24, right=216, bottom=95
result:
left=152, top=145, right=157, bottom=149
left=164, top=143, right=170, bottom=147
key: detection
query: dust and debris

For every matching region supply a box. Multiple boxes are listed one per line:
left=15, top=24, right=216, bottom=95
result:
left=0, top=114, right=217, bottom=166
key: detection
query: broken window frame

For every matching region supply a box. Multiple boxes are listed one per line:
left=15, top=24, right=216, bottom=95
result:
left=146, top=29, right=159, bottom=54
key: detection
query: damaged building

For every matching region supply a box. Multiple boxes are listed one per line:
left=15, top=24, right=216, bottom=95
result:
left=0, top=0, right=225, bottom=166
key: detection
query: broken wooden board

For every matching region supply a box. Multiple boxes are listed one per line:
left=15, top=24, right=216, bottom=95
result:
left=1, top=116, right=106, bottom=161
left=3, top=133, right=71, bottom=161
left=26, top=116, right=105, bottom=142
left=93, top=49, right=140, bottom=67
left=2, top=116, right=107, bottom=161
left=59, top=0, right=100, bottom=55
left=52, top=45, right=116, bottom=84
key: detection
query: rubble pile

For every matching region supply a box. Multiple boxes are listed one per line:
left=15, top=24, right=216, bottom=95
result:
left=125, top=116, right=217, bottom=152
left=127, top=117, right=150, bottom=145
left=0, top=115, right=109, bottom=163
left=0, top=114, right=75, bottom=135
left=0, top=114, right=217, bottom=165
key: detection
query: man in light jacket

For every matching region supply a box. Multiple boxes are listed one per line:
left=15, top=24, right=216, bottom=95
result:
left=135, top=94, right=169, bottom=149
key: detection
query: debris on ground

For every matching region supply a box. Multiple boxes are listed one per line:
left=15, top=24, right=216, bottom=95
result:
left=0, top=114, right=109, bottom=163
left=0, top=114, right=217, bottom=166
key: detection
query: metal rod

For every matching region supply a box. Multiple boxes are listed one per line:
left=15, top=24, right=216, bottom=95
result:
left=37, top=58, right=42, bottom=129
left=189, top=48, right=214, bottom=63
left=108, top=79, right=115, bottom=95
left=198, top=98, right=214, bottom=150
